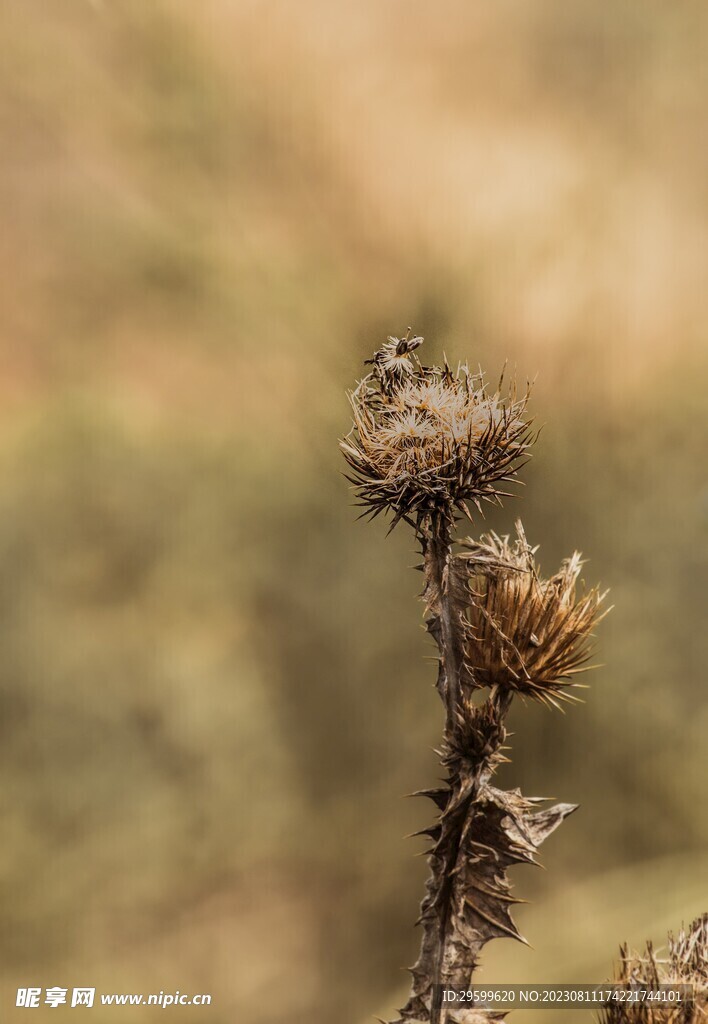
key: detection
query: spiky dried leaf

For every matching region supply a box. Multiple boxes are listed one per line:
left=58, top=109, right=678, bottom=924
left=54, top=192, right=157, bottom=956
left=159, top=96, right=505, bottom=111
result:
left=392, top=770, right=576, bottom=1024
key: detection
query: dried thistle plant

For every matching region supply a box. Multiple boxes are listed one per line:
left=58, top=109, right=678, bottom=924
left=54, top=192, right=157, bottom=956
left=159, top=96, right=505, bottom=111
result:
left=600, top=915, right=708, bottom=1024
left=341, top=333, right=608, bottom=1024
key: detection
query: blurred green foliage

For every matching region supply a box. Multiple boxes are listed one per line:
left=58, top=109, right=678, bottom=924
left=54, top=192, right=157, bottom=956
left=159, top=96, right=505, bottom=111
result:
left=0, top=1, right=706, bottom=1022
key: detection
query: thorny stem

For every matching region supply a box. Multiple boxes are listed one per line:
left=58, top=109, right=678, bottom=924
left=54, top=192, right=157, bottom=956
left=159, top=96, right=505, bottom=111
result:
left=422, top=515, right=511, bottom=1024
left=423, top=517, right=464, bottom=739
left=423, top=517, right=465, bottom=1024
left=392, top=514, right=574, bottom=1024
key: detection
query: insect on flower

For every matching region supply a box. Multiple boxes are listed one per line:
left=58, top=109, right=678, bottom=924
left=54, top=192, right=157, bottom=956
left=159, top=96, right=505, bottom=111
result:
left=365, top=328, right=424, bottom=390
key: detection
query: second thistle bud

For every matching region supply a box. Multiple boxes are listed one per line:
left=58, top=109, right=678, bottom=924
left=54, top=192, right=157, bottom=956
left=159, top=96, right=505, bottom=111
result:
left=457, top=522, right=608, bottom=708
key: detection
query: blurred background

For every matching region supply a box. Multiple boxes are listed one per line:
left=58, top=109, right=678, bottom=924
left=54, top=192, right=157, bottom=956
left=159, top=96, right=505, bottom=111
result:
left=0, top=1, right=707, bottom=1021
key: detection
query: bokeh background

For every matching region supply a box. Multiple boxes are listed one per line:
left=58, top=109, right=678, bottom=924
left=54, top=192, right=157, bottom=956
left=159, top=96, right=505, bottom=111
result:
left=1, top=1, right=707, bottom=1021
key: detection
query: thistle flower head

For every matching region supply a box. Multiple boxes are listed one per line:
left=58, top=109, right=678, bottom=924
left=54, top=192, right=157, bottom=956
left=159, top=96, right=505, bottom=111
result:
left=601, top=914, right=708, bottom=1023
left=457, top=521, right=607, bottom=707
left=341, top=334, right=533, bottom=528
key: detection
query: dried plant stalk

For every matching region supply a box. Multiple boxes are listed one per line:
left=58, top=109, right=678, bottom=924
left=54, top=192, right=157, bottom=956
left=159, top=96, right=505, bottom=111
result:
left=341, top=333, right=607, bottom=1024
left=600, top=915, right=708, bottom=1024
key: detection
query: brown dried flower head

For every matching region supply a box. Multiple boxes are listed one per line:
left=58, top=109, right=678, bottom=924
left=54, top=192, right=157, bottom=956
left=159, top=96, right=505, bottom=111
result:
left=340, top=332, right=533, bottom=528
left=457, top=521, right=608, bottom=707
left=601, top=914, right=708, bottom=1023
